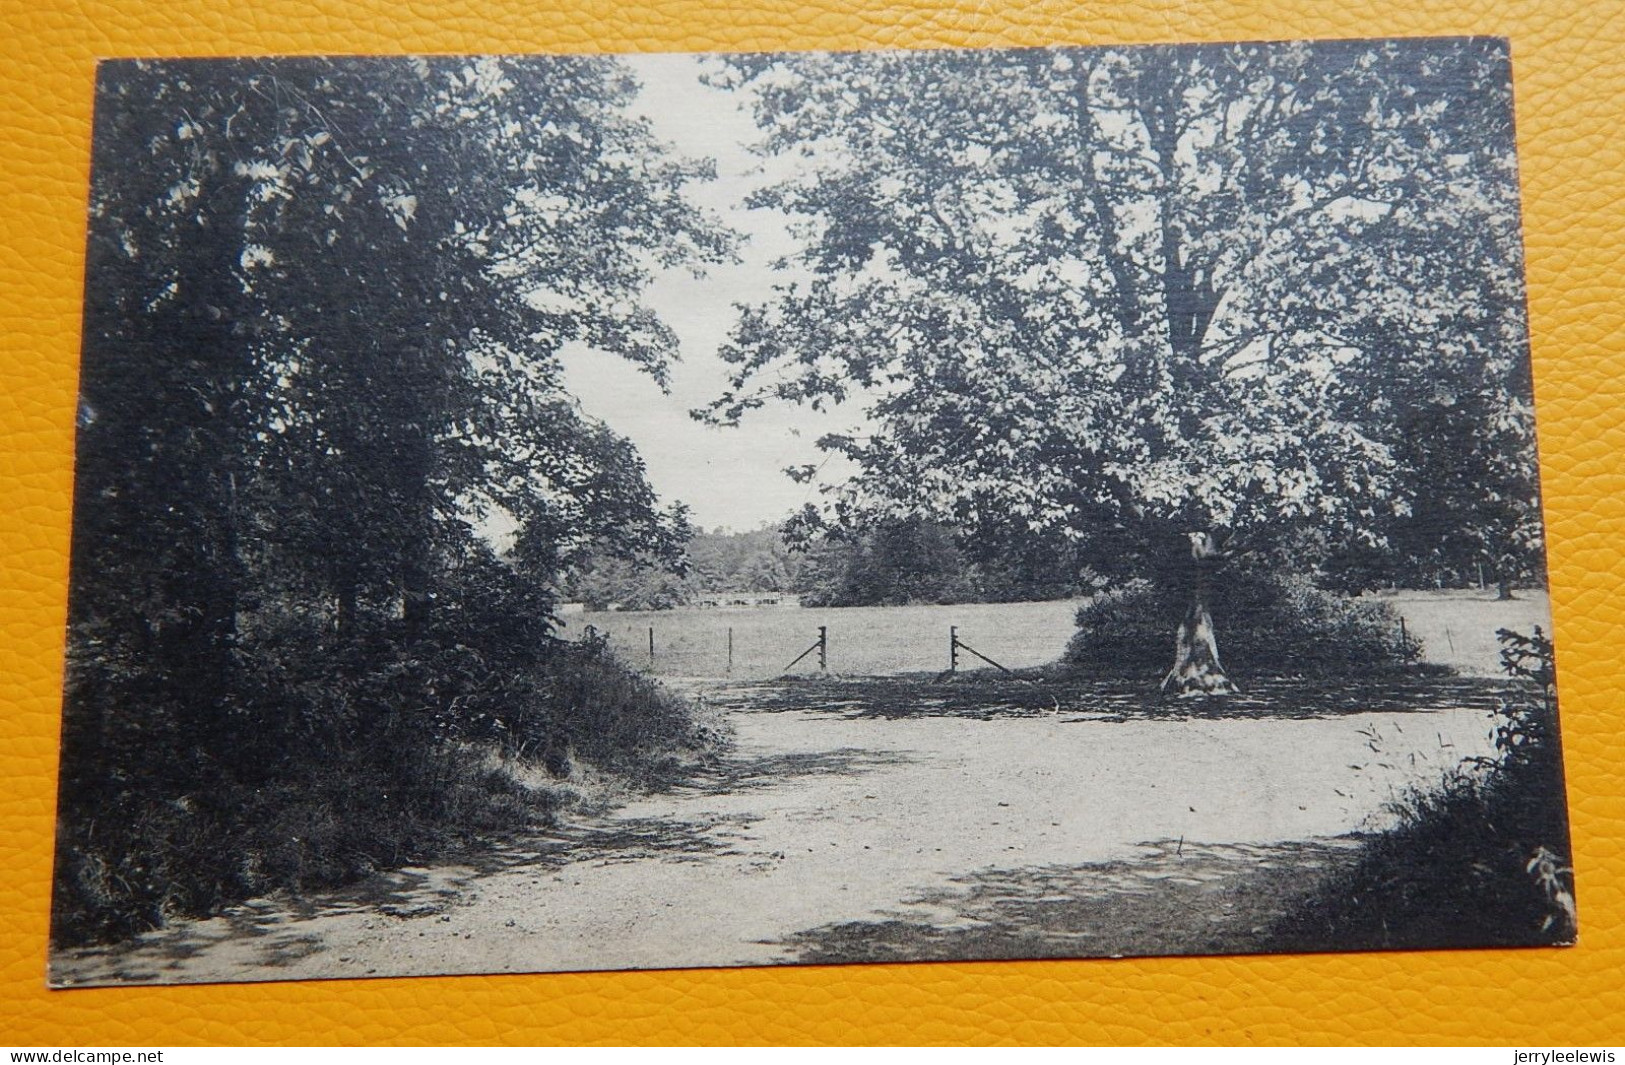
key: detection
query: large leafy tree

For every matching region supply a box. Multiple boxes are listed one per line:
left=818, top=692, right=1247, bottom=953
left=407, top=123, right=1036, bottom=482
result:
left=61, top=56, right=729, bottom=936
left=1387, top=391, right=1544, bottom=598
left=75, top=55, right=723, bottom=663
left=230, top=58, right=717, bottom=639
left=703, top=38, right=1535, bottom=691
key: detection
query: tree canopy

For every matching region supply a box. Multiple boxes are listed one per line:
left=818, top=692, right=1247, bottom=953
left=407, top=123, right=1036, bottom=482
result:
left=77, top=57, right=727, bottom=648
left=58, top=56, right=731, bottom=942
left=702, top=39, right=1537, bottom=587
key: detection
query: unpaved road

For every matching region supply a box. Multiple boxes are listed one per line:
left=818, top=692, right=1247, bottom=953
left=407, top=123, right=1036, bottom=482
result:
left=53, top=694, right=1499, bottom=985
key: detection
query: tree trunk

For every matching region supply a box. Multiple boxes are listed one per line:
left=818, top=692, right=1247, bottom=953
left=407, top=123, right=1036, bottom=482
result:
left=168, top=168, right=251, bottom=740
left=389, top=342, right=439, bottom=645
left=1161, top=531, right=1235, bottom=695
left=398, top=428, right=435, bottom=645
left=335, top=563, right=358, bottom=640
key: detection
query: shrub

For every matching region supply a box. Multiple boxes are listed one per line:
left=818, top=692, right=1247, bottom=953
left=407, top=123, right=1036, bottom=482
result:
left=472, top=629, right=726, bottom=783
left=1269, top=628, right=1574, bottom=949
left=50, top=621, right=721, bottom=949
left=1063, top=569, right=1420, bottom=680
left=50, top=730, right=560, bottom=947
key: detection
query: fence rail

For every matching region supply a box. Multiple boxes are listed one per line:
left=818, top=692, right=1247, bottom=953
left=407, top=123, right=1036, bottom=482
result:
left=781, top=625, right=828, bottom=673
left=581, top=614, right=1062, bottom=680
left=949, top=625, right=1015, bottom=675
left=569, top=592, right=1545, bottom=680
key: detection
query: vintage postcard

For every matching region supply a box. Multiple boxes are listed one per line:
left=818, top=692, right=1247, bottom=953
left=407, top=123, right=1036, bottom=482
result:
left=51, top=39, right=1572, bottom=986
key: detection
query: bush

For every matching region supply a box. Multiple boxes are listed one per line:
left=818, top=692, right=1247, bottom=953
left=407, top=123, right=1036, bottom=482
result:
left=50, top=622, right=721, bottom=949
left=49, top=716, right=566, bottom=947
left=1063, top=569, right=1420, bottom=680
left=468, top=629, right=725, bottom=783
left=1269, top=628, right=1574, bottom=949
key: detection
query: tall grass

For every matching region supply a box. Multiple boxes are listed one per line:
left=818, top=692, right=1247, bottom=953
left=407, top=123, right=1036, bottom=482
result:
left=53, top=743, right=553, bottom=946
left=1269, top=627, right=1574, bottom=950
left=51, top=632, right=719, bottom=948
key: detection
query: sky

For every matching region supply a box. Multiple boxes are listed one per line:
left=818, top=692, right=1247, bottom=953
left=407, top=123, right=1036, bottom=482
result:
left=556, top=53, right=857, bottom=533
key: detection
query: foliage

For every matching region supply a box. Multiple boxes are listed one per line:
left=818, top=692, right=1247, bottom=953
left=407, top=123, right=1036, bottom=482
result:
left=795, top=518, right=976, bottom=606
left=1494, top=626, right=1560, bottom=758
left=796, top=517, right=1102, bottom=607
left=689, top=525, right=804, bottom=592
left=54, top=57, right=731, bottom=947
left=1064, top=571, right=1419, bottom=679
left=470, top=630, right=722, bottom=779
left=1269, top=627, right=1574, bottom=949
left=700, top=39, right=1540, bottom=615
left=562, top=517, right=1100, bottom=610
left=1322, top=393, right=1545, bottom=593
left=559, top=553, right=693, bottom=611
left=52, top=722, right=551, bottom=945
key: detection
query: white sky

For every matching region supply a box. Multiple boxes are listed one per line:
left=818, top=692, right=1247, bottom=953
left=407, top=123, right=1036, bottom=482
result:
left=557, top=53, right=857, bottom=533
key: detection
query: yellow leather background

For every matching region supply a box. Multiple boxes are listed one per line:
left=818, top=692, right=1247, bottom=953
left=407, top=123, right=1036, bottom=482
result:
left=2, top=0, right=1622, bottom=1046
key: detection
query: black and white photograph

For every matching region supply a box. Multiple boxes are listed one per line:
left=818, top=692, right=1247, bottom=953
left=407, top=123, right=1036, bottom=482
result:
left=51, top=38, right=1573, bottom=986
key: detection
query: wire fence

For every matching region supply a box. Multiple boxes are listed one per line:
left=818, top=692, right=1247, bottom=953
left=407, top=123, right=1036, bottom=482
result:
left=560, top=591, right=1552, bottom=681
left=560, top=599, right=1087, bottom=680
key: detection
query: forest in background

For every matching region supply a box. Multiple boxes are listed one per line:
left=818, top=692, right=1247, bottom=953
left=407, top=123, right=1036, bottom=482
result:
left=561, top=492, right=1549, bottom=614
left=559, top=518, right=1101, bottom=609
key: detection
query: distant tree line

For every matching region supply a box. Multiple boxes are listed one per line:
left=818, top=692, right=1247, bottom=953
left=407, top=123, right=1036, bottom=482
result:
left=559, top=517, right=1104, bottom=609
left=564, top=471, right=1543, bottom=614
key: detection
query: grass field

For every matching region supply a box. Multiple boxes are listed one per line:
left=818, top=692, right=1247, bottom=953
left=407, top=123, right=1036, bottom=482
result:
left=560, top=599, right=1087, bottom=680
left=1362, top=588, right=1553, bottom=675
left=561, top=588, right=1553, bottom=680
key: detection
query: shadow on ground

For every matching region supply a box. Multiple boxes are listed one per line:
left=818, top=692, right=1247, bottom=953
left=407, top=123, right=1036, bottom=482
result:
left=777, top=837, right=1366, bottom=964
left=707, top=673, right=1506, bottom=723
left=53, top=737, right=921, bottom=985
left=52, top=863, right=465, bottom=984
left=689, top=745, right=915, bottom=794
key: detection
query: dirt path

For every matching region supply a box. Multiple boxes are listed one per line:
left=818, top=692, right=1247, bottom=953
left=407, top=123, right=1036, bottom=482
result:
left=53, top=693, right=1500, bottom=986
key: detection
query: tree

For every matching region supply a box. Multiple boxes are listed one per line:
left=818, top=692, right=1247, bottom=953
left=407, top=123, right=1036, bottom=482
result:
left=789, top=517, right=974, bottom=606
left=75, top=54, right=725, bottom=661
left=218, top=58, right=716, bottom=637
left=702, top=39, right=1535, bottom=691
left=58, top=56, right=731, bottom=940
left=1387, top=393, right=1544, bottom=598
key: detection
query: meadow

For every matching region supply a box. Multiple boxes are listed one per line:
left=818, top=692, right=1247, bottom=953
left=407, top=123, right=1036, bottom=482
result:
left=560, top=598, right=1087, bottom=679
left=561, top=589, right=1552, bottom=680
left=1363, top=588, right=1553, bottom=674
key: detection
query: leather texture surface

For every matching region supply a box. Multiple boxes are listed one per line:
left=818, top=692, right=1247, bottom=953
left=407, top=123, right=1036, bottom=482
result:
left=2, top=0, right=1622, bottom=1047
